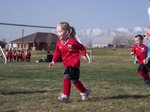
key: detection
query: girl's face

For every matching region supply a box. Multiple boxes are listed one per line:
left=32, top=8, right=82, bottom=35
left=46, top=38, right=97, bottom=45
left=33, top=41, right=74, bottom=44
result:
left=135, top=37, right=143, bottom=46
left=56, top=25, right=68, bottom=41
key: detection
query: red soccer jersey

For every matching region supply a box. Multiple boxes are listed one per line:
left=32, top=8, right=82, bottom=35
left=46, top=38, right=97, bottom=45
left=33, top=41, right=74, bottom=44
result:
left=131, top=44, right=147, bottom=65
left=52, top=38, right=86, bottom=68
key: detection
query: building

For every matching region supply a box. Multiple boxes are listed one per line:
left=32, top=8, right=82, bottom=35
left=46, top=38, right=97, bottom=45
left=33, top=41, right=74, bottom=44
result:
left=92, top=44, right=108, bottom=48
left=0, top=40, right=7, bottom=48
left=10, top=32, right=59, bottom=50
left=92, top=43, right=114, bottom=48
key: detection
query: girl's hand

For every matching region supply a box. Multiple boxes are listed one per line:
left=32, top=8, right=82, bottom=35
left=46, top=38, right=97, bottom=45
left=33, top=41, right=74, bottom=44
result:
left=143, top=56, right=150, bottom=64
left=82, top=56, right=88, bottom=63
left=130, top=52, right=135, bottom=58
left=143, top=59, right=148, bottom=64
left=48, top=61, right=54, bottom=68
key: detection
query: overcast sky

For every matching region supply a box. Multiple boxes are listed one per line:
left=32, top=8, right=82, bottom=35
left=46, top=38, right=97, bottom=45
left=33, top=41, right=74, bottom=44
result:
left=0, top=0, right=150, bottom=42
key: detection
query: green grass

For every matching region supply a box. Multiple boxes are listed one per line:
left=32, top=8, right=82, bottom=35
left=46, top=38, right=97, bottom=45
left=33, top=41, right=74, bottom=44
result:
left=1, top=48, right=150, bottom=112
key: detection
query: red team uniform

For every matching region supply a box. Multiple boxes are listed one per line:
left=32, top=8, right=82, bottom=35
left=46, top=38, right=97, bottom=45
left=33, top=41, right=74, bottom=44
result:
left=52, top=38, right=86, bottom=68
left=49, top=22, right=90, bottom=103
left=131, top=44, right=150, bottom=84
left=131, top=44, right=147, bottom=65
left=52, top=38, right=89, bottom=102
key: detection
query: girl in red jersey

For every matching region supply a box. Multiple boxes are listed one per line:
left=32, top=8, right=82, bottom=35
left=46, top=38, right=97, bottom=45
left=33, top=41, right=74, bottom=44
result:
left=17, top=50, right=22, bottom=62
left=13, top=50, right=17, bottom=62
left=130, top=34, right=150, bottom=85
left=25, top=49, right=31, bottom=62
left=48, top=22, right=90, bottom=103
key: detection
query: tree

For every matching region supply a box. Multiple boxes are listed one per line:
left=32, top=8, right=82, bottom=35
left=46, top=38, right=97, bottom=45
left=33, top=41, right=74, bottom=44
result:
left=112, top=34, right=134, bottom=48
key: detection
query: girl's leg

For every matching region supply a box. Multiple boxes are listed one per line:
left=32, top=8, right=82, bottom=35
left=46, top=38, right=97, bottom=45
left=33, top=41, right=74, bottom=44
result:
left=139, top=70, right=150, bottom=84
left=138, top=64, right=150, bottom=85
left=73, top=80, right=90, bottom=101
left=139, top=70, right=149, bottom=79
left=73, top=80, right=86, bottom=93
left=63, top=78, right=71, bottom=96
left=58, top=75, right=71, bottom=103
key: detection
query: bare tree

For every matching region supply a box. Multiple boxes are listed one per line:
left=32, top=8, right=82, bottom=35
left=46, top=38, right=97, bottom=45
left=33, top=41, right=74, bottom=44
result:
left=113, top=35, right=134, bottom=48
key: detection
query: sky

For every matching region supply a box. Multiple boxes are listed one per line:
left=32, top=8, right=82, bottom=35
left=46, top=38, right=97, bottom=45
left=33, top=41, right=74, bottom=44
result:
left=0, top=0, right=150, bottom=42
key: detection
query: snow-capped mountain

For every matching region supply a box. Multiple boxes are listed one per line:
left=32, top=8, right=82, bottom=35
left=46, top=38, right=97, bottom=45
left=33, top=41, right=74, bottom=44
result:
left=77, top=27, right=146, bottom=46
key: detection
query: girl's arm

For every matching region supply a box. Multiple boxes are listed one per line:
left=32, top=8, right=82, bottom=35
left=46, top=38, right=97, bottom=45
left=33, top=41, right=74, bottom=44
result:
left=77, top=42, right=88, bottom=62
left=48, top=42, right=61, bottom=68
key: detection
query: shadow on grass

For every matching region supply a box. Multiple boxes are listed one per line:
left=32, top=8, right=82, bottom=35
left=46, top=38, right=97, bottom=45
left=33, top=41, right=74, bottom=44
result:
left=0, top=89, right=59, bottom=95
left=103, top=94, right=150, bottom=100
left=3, top=109, right=17, bottom=112
left=88, top=94, right=150, bottom=102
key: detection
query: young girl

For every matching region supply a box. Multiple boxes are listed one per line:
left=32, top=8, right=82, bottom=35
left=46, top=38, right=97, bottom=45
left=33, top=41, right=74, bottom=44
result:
left=131, top=34, right=150, bottom=85
left=48, top=22, right=90, bottom=103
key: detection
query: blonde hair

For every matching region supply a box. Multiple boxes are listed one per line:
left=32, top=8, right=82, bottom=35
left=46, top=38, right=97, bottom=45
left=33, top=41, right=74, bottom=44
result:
left=58, top=22, right=76, bottom=38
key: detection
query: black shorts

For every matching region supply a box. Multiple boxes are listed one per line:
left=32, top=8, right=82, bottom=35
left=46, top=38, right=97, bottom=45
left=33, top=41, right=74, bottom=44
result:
left=145, top=61, right=150, bottom=68
left=138, top=64, right=149, bottom=74
left=64, top=66, right=80, bottom=80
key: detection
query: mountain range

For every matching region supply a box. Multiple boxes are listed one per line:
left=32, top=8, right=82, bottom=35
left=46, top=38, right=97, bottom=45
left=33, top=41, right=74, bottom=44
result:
left=77, top=27, right=146, bottom=46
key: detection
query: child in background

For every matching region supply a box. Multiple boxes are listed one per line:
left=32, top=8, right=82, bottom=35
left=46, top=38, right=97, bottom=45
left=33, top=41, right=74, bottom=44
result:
left=21, top=50, right=25, bottom=62
left=48, top=22, right=90, bottom=103
left=17, top=50, right=22, bottom=62
left=25, top=49, right=31, bottom=62
left=13, top=50, right=17, bottom=61
left=45, top=50, right=53, bottom=62
left=130, top=34, right=150, bottom=85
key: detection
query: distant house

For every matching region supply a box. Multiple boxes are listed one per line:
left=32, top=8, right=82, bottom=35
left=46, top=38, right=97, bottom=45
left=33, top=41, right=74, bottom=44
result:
left=0, top=40, right=7, bottom=48
left=10, top=32, right=59, bottom=50
left=92, top=43, right=114, bottom=48
left=92, top=44, right=108, bottom=48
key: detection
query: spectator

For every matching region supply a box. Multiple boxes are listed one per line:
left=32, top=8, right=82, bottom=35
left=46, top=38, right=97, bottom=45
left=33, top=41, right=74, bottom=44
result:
left=25, top=49, right=31, bottom=62
left=45, top=50, right=53, bottom=62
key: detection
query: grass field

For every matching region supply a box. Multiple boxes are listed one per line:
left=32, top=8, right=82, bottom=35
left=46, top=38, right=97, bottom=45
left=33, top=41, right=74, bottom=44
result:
left=1, top=48, right=150, bottom=112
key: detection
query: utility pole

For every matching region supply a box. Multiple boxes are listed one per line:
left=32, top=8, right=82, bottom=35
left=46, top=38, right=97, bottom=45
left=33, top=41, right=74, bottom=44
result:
left=22, top=29, right=24, bottom=49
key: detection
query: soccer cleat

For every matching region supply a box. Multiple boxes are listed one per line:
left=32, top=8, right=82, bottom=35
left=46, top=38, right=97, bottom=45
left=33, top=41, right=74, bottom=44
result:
left=80, top=89, right=90, bottom=101
left=58, top=93, right=69, bottom=103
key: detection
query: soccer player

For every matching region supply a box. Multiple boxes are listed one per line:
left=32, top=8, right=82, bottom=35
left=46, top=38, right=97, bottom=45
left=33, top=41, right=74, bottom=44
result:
left=130, top=34, right=150, bottom=85
left=48, top=22, right=90, bottom=103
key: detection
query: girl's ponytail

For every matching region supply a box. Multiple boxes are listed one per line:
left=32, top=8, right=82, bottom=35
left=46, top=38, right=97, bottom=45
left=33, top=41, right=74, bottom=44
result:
left=69, top=26, right=76, bottom=39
